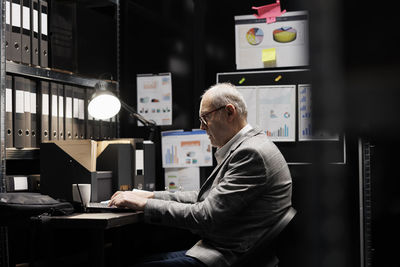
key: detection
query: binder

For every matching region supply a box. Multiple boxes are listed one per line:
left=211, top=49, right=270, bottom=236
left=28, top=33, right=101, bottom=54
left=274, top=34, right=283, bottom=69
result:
left=100, top=119, right=111, bottom=140
left=11, top=0, right=22, bottom=62
left=110, top=116, right=117, bottom=139
left=50, top=82, right=58, bottom=140
left=30, top=78, right=38, bottom=147
left=78, top=88, right=85, bottom=139
left=39, top=0, right=48, bottom=67
left=64, top=85, right=73, bottom=139
left=21, top=0, right=31, bottom=64
left=93, top=118, right=100, bottom=140
left=31, top=0, right=39, bottom=65
left=6, top=75, right=13, bottom=148
left=72, top=86, right=79, bottom=139
left=23, top=77, right=31, bottom=147
left=6, top=0, right=12, bottom=60
left=58, top=83, right=65, bottom=140
left=40, top=80, right=49, bottom=142
left=13, top=76, right=25, bottom=148
left=87, top=113, right=94, bottom=139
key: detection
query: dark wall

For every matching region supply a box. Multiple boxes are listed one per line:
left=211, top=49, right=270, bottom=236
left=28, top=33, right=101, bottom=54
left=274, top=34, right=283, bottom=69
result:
left=119, top=1, right=362, bottom=267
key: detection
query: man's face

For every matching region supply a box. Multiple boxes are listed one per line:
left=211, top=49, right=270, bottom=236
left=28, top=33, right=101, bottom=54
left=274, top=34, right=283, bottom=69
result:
left=199, top=96, right=228, bottom=148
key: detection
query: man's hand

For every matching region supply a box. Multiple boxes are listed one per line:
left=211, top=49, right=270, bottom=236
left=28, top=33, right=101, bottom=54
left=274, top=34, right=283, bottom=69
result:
left=132, top=189, right=155, bottom=199
left=109, top=191, right=149, bottom=211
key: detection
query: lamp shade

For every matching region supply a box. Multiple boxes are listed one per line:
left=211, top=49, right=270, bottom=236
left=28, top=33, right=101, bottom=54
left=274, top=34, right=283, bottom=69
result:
left=88, top=81, right=121, bottom=120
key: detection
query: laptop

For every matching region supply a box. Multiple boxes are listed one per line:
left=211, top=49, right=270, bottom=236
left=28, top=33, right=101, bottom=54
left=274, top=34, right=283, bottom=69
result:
left=85, top=200, right=135, bottom=213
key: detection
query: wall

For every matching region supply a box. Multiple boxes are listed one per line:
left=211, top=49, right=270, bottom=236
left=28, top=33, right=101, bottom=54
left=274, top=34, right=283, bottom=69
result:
left=119, top=1, right=362, bottom=266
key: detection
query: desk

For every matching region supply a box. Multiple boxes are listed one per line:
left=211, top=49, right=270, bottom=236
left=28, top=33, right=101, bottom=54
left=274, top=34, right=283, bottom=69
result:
left=45, top=212, right=143, bottom=267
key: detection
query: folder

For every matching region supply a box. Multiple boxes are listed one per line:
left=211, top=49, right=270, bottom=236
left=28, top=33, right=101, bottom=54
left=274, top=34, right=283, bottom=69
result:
left=101, top=119, right=111, bottom=140
left=21, top=0, right=31, bottom=64
left=11, top=0, right=22, bottom=62
left=93, top=118, right=100, bottom=140
left=39, top=0, right=48, bottom=67
left=6, top=0, right=12, bottom=60
left=13, top=76, right=25, bottom=148
left=78, top=89, right=85, bottom=139
left=87, top=113, right=94, bottom=139
left=23, top=77, right=31, bottom=147
left=58, top=83, right=65, bottom=140
left=31, top=0, right=39, bottom=65
left=64, top=85, right=73, bottom=139
left=6, top=75, right=13, bottom=148
left=50, top=82, right=58, bottom=140
left=72, top=86, right=79, bottom=139
left=40, top=80, right=49, bottom=142
left=110, top=116, right=117, bottom=139
left=29, top=78, right=38, bottom=147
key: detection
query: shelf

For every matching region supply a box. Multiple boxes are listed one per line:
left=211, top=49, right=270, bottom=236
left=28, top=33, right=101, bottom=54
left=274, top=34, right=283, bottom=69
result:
left=5, top=61, right=116, bottom=88
left=6, top=148, right=40, bottom=160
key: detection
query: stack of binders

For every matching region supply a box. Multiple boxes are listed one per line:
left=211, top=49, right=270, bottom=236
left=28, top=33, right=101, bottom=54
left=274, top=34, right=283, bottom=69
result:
left=5, top=75, right=118, bottom=150
left=5, top=0, right=48, bottom=67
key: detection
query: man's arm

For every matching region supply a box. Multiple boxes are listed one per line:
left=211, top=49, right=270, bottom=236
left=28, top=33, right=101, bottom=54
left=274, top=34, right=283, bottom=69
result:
left=109, top=189, right=199, bottom=210
left=144, top=147, right=270, bottom=231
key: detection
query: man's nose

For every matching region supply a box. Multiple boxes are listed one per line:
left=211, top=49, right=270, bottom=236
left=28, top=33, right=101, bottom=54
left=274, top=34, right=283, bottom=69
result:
left=200, top=121, right=207, bottom=130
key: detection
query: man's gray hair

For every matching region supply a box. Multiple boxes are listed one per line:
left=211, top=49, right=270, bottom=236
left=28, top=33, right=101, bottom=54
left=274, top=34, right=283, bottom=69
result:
left=202, top=83, right=248, bottom=119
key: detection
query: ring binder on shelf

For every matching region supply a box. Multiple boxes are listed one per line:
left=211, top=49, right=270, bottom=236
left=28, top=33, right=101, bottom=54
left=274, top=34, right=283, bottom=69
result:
left=30, top=78, right=38, bottom=147
left=21, top=0, right=31, bottom=64
left=58, top=83, right=65, bottom=140
left=40, top=80, right=49, bottom=142
left=78, top=88, right=85, bottom=139
left=39, top=0, right=48, bottom=67
left=50, top=82, right=58, bottom=140
left=14, top=76, right=25, bottom=148
left=31, top=0, right=39, bottom=65
left=72, top=86, right=79, bottom=139
left=23, top=77, right=31, bottom=147
left=64, top=85, right=73, bottom=139
left=6, top=0, right=12, bottom=60
left=11, top=0, right=22, bottom=62
left=6, top=75, right=13, bottom=148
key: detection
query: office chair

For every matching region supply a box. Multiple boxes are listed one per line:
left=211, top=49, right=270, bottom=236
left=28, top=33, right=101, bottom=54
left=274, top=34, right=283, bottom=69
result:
left=232, top=207, right=297, bottom=267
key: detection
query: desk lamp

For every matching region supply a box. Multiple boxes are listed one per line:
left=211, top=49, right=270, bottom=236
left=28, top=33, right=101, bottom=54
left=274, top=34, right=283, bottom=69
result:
left=88, top=81, right=157, bottom=140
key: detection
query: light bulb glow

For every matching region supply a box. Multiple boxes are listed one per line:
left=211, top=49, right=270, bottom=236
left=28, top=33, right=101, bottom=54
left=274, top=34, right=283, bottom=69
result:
left=88, top=94, right=121, bottom=120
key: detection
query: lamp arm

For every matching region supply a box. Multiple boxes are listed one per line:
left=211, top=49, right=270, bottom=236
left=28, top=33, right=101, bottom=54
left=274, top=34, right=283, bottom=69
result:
left=120, top=100, right=156, bottom=127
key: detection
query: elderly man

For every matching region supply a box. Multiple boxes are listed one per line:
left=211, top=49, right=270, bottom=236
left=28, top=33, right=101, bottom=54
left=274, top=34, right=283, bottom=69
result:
left=109, top=83, right=292, bottom=267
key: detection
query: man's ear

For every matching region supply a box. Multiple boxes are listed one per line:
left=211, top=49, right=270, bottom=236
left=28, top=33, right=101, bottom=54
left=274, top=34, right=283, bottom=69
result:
left=226, top=104, right=236, bottom=121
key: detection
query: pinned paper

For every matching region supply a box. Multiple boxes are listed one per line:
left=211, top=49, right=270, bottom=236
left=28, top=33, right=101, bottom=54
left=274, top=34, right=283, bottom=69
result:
left=262, top=48, right=276, bottom=67
left=252, top=0, right=286, bottom=24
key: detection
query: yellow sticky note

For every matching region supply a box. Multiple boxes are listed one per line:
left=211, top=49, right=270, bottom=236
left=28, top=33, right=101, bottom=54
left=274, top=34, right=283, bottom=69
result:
left=262, top=48, right=276, bottom=67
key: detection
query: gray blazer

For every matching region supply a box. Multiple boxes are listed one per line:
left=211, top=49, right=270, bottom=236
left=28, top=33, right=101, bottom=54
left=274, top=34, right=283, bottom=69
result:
left=144, top=128, right=292, bottom=267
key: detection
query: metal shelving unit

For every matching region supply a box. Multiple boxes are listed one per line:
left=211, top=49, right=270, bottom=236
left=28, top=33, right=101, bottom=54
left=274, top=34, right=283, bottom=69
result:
left=0, top=0, right=120, bottom=266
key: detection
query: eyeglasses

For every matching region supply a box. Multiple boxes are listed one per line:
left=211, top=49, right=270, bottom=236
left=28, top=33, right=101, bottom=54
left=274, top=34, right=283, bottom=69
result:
left=199, top=105, right=226, bottom=126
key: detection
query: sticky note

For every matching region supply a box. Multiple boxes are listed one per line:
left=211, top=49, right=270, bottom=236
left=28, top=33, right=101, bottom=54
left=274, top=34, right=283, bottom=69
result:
left=262, top=48, right=276, bottom=67
left=239, top=77, right=246, bottom=84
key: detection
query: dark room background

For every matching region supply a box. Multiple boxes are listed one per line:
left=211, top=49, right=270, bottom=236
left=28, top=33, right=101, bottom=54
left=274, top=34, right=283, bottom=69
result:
left=116, top=1, right=400, bottom=267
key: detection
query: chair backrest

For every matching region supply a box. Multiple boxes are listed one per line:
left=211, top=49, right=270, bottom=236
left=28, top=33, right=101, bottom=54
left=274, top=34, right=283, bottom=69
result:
left=233, top=207, right=297, bottom=267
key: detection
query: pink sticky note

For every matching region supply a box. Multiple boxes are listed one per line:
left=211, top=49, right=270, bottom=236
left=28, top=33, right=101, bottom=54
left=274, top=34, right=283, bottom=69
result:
left=252, top=0, right=286, bottom=23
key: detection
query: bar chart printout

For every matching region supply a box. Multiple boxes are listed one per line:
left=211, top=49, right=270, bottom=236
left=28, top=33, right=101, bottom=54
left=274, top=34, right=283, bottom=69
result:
left=258, top=85, right=296, bottom=142
left=298, top=84, right=339, bottom=141
left=161, top=130, right=213, bottom=168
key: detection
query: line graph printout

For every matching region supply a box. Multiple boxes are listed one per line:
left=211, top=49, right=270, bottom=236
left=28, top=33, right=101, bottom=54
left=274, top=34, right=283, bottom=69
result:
left=161, top=130, right=213, bottom=168
left=137, top=73, right=172, bottom=126
left=237, top=86, right=258, bottom=127
left=298, top=84, right=339, bottom=141
left=258, top=85, right=296, bottom=142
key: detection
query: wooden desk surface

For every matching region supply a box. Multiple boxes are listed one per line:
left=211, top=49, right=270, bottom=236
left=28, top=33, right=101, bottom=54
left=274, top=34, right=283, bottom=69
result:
left=48, top=211, right=144, bottom=229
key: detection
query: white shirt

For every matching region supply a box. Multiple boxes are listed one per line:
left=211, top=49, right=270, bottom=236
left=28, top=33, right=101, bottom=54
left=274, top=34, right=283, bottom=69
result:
left=214, top=124, right=253, bottom=165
